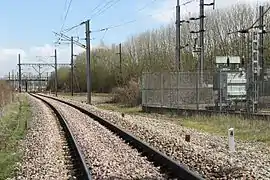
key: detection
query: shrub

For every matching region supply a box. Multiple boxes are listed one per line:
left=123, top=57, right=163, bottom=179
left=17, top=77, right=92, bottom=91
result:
left=112, top=79, right=141, bottom=107
left=0, top=81, right=13, bottom=109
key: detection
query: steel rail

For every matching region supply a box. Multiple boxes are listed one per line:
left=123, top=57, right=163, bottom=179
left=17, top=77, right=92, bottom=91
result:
left=29, top=93, right=92, bottom=180
left=36, top=93, right=204, bottom=180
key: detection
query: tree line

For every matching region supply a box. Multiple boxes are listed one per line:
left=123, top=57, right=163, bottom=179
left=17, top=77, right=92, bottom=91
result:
left=47, top=3, right=270, bottom=93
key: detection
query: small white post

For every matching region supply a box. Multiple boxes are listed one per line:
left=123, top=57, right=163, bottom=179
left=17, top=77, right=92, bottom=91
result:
left=228, top=128, right=235, bottom=152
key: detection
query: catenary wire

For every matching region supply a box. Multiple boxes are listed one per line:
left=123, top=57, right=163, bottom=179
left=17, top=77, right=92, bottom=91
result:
left=61, top=0, right=195, bottom=35
left=91, top=0, right=194, bottom=34
left=90, top=0, right=122, bottom=20
left=60, top=0, right=73, bottom=32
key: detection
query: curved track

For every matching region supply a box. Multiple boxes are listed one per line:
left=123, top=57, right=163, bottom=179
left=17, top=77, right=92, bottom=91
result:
left=33, top=93, right=204, bottom=180
left=30, top=93, right=92, bottom=180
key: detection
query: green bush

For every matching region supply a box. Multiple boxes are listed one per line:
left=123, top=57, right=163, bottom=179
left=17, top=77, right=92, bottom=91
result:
left=112, top=79, right=141, bottom=107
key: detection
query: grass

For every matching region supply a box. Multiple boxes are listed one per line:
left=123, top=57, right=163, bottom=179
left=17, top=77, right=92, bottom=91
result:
left=97, top=103, right=142, bottom=114
left=57, top=92, right=111, bottom=97
left=182, top=115, right=270, bottom=144
left=97, top=103, right=270, bottom=145
left=0, top=94, right=31, bottom=179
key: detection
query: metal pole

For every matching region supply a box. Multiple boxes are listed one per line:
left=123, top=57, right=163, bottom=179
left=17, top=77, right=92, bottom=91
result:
left=51, top=71, right=53, bottom=94
left=16, top=72, right=18, bottom=90
left=193, top=38, right=200, bottom=111
left=246, top=32, right=252, bottom=113
left=8, top=72, right=10, bottom=87
left=54, top=49, right=58, bottom=97
left=85, top=20, right=92, bottom=104
left=71, top=36, right=74, bottom=96
left=259, top=6, right=264, bottom=96
left=175, top=0, right=181, bottom=71
left=12, top=70, right=14, bottom=89
left=196, top=62, right=199, bottom=110
left=18, top=54, right=22, bottom=93
left=199, top=0, right=205, bottom=83
left=241, top=34, right=245, bottom=67
left=119, top=43, right=122, bottom=76
left=25, top=81, right=28, bottom=92
left=46, top=72, right=48, bottom=92
left=38, top=65, right=41, bottom=92
left=219, top=69, right=222, bottom=112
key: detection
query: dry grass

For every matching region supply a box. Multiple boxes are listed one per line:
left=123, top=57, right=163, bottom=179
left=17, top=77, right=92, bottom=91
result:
left=97, top=103, right=142, bottom=114
left=0, top=81, right=13, bottom=109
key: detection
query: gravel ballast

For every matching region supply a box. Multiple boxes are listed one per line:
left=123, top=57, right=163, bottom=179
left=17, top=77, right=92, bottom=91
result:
left=16, top=95, right=71, bottom=180
left=54, top=95, right=270, bottom=180
left=40, top=95, right=166, bottom=179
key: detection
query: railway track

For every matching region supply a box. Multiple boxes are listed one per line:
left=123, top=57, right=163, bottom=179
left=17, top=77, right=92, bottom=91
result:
left=30, top=93, right=92, bottom=180
left=32, top=93, right=204, bottom=180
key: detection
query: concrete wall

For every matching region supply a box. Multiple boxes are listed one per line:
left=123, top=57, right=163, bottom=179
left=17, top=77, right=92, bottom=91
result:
left=141, top=72, right=214, bottom=109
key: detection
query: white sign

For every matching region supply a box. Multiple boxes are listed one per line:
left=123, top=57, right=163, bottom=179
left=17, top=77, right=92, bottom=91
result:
left=216, top=56, right=240, bottom=64
left=228, top=128, right=235, bottom=152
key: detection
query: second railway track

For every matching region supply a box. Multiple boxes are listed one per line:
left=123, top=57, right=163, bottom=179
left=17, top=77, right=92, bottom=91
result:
left=30, top=93, right=203, bottom=180
left=30, top=93, right=92, bottom=179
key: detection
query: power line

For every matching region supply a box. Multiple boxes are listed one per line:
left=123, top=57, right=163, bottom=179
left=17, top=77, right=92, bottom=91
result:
left=63, top=0, right=69, bottom=12
left=228, top=5, right=270, bottom=34
left=90, top=0, right=107, bottom=15
left=91, top=0, right=165, bottom=50
left=53, top=31, right=87, bottom=49
left=91, top=19, right=137, bottom=33
left=61, top=0, right=121, bottom=35
left=91, top=0, right=195, bottom=33
left=101, top=29, right=108, bottom=41
left=60, top=0, right=73, bottom=32
left=90, top=0, right=122, bottom=20
left=181, top=0, right=196, bottom=6
left=137, top=0, right=194, bottom=12
left=90, top=0, right=161, bottom=32
left=248, top=5, right=270, bottom=30
left=90, top=0, right=115, bottom=18
left=56, top=0, right=73, bottom=44
left=60, top=0, right=195, bottom=41
left=136, top=0, right=159, bottom=12
left=62, top=21, right=85, bottom=34
left=91, top=7, right=175, bottom=33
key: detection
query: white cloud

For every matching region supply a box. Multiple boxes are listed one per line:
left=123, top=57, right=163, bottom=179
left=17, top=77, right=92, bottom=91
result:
left=150, top=0, right=177, bottom=23
left=150, top=0, right=264, bottom=23
left=0, top=44, right=85, bottom=78
left=1, top=48, right=25, bottom=57
left=0, top=48, right=25, bottom=78
left=27, top=44, right=85, bottom=63
left=29, top=44, right=55, bottom=58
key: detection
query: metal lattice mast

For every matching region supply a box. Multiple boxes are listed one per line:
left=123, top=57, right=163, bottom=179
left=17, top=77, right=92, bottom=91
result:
left=175, top=0, right=181, bottom=71
left=259, top=6, right=264, bottom=95
left=247, top=5, right=265, bottom=113
left=247, top=30, right=260, bottom=113
left=199, top=0, right=205, bottom=83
